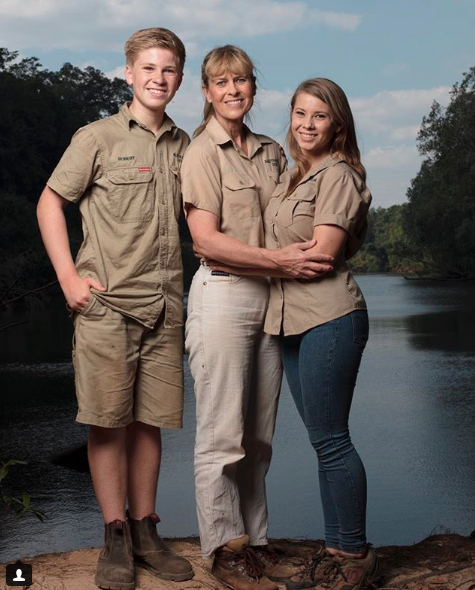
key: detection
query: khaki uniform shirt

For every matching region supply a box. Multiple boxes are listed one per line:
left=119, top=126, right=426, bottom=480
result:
left=264, top=155, right=372, bottom=336
left=48, top=103, right=189, bottom=329
left=181, top=116, right=286, bottom=246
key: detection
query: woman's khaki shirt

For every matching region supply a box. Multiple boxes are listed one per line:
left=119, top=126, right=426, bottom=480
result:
left=264, top=155, right=372, bottom=336
left=181, top=116, right=286, bottom=246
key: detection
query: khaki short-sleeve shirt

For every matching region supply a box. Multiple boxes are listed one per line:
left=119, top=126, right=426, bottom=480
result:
left=47, top=103, right=190, bottom=329
left=181, top=116, right=286, bottom=246
left=264, top=155, right=372, bottom=336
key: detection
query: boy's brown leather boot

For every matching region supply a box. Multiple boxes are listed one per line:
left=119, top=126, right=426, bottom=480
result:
left=128, top=512, right=194, bottom=581
left=95, top=519, right=135, bottom=590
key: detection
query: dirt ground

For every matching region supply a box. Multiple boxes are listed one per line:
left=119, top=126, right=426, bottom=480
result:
left=2, top=534, right=475, bottom=590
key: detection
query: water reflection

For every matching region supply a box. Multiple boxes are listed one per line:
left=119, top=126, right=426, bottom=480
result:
left=1, top=275, right=475, bottom=562
left=405, top=309, right=475, bottom=352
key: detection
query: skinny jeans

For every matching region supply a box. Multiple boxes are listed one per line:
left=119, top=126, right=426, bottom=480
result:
left=281, top=310, right=369, bottom=553
left=186, top=265, right=282, bottom=558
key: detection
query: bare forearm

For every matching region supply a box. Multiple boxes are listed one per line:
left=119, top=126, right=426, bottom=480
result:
left=207, top=261, right=306, bottom=279
left=196, top=231, right=280, bottom=270
left=187, top=207, right=333, bottom=278
left=37, top=188, right=78, bottom=282
left=37, top=186, right=106, bottom=310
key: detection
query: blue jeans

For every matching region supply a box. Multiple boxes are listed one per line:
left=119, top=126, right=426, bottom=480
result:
left=281, top=310, right=369, bottom=553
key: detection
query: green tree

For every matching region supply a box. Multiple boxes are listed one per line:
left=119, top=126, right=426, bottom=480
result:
left=0, top=48, right=131, bottom=202
left=0, top=48, right=132, bottom=311
left=403, top=67, right=475, bottom=278
left=350, top=205, right=420, bottom=273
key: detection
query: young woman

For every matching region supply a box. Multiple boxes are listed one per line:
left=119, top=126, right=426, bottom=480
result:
left=181, top=49, right=332, bottom=590
left=211, top=78, right=378, bottom=590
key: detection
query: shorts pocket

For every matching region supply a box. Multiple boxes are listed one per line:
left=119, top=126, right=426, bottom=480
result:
left=78, top=295, right=107, bottom=320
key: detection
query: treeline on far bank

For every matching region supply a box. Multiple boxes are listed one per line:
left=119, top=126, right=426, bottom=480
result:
left=351, top=65, right=475, bottom=280
left=1, top=49, right=475, bottom=315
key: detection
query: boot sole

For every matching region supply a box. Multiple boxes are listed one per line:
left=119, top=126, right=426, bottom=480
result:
left=135, top=559, right=194, bottom=582
left=212, top=570, right=278, bottom=590
left=94, top=574, right=135, bottom=590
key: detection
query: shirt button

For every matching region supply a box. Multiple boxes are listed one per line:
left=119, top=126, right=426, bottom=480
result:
left=239, top=180, right=244, bottom=185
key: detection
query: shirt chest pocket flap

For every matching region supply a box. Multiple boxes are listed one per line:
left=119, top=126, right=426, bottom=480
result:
left=282, top=190, right=315, bottom=227
left=223, top=172, right=261, bottom=219
left=107, top=167, right=154, bottom=222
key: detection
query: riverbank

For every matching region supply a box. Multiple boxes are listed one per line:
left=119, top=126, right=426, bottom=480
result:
left=2, top=534, right=475, bottom=590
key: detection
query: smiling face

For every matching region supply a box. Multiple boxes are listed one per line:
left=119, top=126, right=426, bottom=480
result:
left=203, top=71, right=254, bottom=130
left=125, top=47, right=182, bottom=120
left=291, top=91, right=337, bottom=166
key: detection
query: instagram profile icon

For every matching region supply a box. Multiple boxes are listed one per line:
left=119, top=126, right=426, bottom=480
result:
left=6, top=560, right=33, bottom=586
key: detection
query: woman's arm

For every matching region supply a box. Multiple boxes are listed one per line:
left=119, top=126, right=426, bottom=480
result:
left=208, top=224, right=347, bottom=277
left=186, top=206, right=334, bottom=279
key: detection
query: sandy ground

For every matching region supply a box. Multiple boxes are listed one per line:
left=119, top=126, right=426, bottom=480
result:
left=2, top=534, right=475, bottom=590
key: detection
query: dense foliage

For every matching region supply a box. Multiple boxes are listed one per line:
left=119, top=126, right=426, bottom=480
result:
left=350, top=205, right=423, bottom=274
left=403, top=67, right=475, bottom=278
left=0, top=49, right=133, bottom=309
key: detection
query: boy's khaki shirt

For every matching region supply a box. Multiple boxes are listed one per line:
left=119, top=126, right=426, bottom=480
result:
left=264, top=155, right=372, bottom=336
left=48, top=103, right=189, bottom=329
left=181, top=116, right=287, bottom=247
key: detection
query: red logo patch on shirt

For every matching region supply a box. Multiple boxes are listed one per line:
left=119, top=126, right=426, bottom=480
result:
left=138, top=167, right=152, bottom=172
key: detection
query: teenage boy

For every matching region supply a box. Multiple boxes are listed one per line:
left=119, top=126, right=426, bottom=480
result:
left=37, top=28, right=193, bottom=590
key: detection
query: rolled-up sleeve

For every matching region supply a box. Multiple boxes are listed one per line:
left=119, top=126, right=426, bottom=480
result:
left=181, top=144, right=223, bottom=218
left=313, top=166, right=371, bottom=258
left=47, top=127, right=102, bottom=203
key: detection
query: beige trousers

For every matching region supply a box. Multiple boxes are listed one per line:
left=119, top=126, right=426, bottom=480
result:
left=185, top=266, right=282, bottom=558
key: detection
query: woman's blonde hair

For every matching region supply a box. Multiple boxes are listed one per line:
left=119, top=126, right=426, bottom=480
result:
left=194, top=45, right=257, bottom=137
left=124, top=28, right=186, bottom=70
left=286, top=78, right=366, bottom=194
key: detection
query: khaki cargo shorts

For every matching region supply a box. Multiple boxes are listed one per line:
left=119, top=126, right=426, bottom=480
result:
left=72, top=296, right=183, bottom=429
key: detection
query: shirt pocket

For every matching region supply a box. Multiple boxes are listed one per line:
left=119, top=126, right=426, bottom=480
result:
left=107, top=167, right=154, bottom=222
left=223, top=173, right=261, bottom=219
left=281, top=192, right=315, bottom=227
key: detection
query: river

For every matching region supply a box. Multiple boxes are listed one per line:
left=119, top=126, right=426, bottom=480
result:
left=1, top=274, right=475, bottom=562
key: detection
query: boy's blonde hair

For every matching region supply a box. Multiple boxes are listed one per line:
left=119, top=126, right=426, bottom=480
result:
left=124, top=28, right=186, bottom=70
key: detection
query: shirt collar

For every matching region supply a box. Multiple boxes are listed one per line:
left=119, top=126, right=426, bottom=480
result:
left=119, top=102, right=177, bottom=138
left=299, top=153, right=345, bottom=185
left=205, top=116, right=271, bottom=158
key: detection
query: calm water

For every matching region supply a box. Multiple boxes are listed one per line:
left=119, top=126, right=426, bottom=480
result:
left=1, top=275, right=475, bottom=562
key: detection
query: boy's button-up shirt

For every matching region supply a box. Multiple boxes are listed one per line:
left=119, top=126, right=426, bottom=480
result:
left=48, top=103, right=190, bottom=329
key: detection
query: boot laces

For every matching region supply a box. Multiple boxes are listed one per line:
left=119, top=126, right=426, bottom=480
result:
left=237, top=547, right=265, bottom=579
left=320, top=560, right=348, bottom=588
left=297, top=550, right=327, bottom=581
left=254, top=545, right=280, bottom=566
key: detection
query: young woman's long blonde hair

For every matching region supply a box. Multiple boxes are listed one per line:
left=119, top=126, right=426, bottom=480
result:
left=194, top=45, right=257, bottom=138
left=286, top=78, right=366, bottom=195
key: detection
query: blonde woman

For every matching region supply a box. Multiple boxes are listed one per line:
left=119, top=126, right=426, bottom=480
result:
left=181, top=48, right=332, bottom=590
